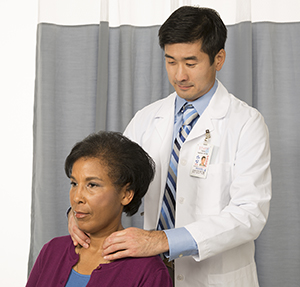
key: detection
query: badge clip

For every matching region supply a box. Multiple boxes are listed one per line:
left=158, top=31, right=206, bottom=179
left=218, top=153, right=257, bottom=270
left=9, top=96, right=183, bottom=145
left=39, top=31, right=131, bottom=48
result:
left=204, top=129, right=211, bottom=145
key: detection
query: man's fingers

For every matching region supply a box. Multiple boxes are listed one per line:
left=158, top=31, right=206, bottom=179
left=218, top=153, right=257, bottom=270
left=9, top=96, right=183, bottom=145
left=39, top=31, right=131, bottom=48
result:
left=102, top=241, right=126, bottom=257
left=102, top=228, right=169, bottom=260
left=103, top=249, right=130, bottom=261
left=71, top=236, right=79, bottom=247
left=102, top=230, right=126, bottom=249
left=71, top=225, right=90, bottom=248
left=68, top=213, right=90, bottom=248
left=102, top=233, right=127, bottom=256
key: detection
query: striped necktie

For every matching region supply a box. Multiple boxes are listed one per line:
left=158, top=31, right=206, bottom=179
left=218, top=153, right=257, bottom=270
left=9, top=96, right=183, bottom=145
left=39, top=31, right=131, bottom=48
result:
left=158, top=104, right=199, bottom=230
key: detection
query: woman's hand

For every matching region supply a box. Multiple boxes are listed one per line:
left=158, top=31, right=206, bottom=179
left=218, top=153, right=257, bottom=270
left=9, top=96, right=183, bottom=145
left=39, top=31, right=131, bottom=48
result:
left=102, top=227, right=169, bottom=260
left=68, top=211, right=90, bottom=248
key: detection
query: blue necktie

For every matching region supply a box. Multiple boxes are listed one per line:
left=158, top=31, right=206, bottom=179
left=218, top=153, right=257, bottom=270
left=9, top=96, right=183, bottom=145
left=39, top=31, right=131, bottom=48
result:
left=158, top=104, right=199, bottom=230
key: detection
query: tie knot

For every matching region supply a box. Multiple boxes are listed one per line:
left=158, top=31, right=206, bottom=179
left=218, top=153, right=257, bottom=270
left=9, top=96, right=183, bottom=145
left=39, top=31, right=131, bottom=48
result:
left=181, top=104, right=198, bottom=126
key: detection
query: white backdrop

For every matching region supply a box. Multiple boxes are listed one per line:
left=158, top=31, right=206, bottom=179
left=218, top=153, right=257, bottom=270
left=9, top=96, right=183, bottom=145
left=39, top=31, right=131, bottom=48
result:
left=0, top=0, right=37, bottom=286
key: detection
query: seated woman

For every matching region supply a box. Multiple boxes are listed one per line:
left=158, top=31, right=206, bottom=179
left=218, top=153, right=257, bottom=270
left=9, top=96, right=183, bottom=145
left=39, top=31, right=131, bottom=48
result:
left=26, top=131, right=172, bottom=287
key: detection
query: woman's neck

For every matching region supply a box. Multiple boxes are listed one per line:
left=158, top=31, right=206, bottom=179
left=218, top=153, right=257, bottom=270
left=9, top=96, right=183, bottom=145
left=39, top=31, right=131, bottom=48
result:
left=74, top=224, right=124, bottom=275
left=89, top=222, right=124, bottom=251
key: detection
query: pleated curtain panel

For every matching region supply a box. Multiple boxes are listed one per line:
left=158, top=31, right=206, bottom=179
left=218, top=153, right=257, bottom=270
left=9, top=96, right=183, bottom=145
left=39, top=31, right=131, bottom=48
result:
left=29, top=0, right=300, bottom=286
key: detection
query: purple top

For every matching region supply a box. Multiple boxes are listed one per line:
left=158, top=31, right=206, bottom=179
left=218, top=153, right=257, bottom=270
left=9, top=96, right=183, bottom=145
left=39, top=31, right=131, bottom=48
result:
left=26, top=236, right=172, bottom=287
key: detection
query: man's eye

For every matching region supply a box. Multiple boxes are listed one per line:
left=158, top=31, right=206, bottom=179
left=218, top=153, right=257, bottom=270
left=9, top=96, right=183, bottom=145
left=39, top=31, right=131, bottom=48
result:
left=186, top=63, right=196, bottom=67
left=70, top=181, right=77, bottom=187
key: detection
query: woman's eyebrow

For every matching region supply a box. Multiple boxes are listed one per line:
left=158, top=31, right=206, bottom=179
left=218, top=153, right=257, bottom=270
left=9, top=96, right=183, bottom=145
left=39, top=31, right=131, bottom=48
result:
left=69, top=176, right=103, bottom=181
left=85, top=176, right=103, bottom=181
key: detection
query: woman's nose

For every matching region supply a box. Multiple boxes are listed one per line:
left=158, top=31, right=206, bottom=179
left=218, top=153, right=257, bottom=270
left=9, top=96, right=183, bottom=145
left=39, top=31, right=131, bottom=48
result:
left=73, top=185, right=86, bottom=204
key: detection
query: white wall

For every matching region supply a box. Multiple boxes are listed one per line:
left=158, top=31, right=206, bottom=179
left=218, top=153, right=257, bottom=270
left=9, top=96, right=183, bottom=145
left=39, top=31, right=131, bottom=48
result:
left=0, top=1, right=37, bottom=286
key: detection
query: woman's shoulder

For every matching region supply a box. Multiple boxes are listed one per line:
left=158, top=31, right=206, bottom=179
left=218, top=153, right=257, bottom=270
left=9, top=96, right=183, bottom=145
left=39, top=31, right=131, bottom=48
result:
left=37, top=235, right=77, bottom=266
left=46, top=235, right=72, bottom=245
left=43, top=235, right=73, bottom=252
left=134, top=255, right=165, bottom=266
left=110, top=256, right=171, bottom=286
left=112, top=255, right=166, bottom=271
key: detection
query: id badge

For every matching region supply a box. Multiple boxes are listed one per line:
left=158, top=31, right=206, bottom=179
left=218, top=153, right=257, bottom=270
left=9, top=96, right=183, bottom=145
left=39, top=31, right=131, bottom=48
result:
left=190, top=130, right=213, bottom=179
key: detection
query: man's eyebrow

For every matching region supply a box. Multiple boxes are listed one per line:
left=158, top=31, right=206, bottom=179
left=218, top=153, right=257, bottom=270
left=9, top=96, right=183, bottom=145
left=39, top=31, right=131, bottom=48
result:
left=164, top=54, right=198, bottom=61
left=183, top=56, right=198, bottom=61
left=164, top=53, right=174, bottom=59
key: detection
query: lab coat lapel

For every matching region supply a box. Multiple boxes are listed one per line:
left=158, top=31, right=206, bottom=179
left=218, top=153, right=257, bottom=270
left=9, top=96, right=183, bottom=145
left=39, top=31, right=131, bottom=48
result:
left=154, top=99, right=175, bottom=147
left=186, top=80, right=231, bottom=143
left=153, top=94, right=176, bottom=198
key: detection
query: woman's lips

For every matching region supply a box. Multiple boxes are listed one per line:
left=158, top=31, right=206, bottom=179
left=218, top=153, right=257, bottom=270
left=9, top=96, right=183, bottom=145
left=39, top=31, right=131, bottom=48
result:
left=74, top=211, right=88, bottom=219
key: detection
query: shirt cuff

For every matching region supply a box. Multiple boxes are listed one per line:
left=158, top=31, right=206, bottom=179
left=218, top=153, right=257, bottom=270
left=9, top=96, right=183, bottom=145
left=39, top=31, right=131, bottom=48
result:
left=163, top=227, right=198, bottom=260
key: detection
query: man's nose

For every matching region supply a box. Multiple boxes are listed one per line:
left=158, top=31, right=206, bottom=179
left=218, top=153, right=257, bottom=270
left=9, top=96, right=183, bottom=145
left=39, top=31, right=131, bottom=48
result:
left=175, top=64, right=188, bottom=82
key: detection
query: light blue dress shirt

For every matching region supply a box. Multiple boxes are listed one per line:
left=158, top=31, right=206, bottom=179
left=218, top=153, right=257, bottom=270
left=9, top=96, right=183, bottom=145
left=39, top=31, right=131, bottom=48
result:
left=163, top=80, right=218, bottom=260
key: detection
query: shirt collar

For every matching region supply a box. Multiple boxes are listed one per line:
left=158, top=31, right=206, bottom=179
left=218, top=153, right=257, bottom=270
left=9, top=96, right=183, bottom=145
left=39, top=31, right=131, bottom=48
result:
left=175, top=79, right=218, bottom=117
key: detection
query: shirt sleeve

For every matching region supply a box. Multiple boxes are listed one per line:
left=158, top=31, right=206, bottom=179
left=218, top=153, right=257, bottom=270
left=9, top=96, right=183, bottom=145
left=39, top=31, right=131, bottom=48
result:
left=163, top=227, right=198, bottom=260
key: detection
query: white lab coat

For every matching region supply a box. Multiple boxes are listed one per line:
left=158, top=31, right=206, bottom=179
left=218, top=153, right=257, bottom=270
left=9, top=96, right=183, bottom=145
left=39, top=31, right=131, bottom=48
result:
left=124, top=80, right=271, bottom=286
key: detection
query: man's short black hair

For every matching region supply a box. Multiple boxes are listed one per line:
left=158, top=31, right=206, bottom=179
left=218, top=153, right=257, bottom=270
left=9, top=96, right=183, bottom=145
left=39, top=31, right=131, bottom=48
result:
left=159, top=6, right=227, bottom=65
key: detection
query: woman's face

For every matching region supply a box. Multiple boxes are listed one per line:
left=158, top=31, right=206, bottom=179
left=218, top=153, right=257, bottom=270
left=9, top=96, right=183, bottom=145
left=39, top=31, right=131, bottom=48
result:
left=69, top=157, right=132, bottom=236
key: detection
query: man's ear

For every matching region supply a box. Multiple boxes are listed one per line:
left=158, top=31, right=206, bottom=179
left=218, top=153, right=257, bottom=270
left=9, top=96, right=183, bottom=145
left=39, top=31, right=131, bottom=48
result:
left=120, top=184, right=134, bottom=206
left=215, top=49, right=226, bottom=71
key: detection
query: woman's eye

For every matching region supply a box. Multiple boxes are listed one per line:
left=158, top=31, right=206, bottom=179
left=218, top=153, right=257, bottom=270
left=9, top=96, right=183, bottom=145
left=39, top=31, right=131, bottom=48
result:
left=88, top=182, right=98, bottom=188
left=70, top=181, right=77, bottom=187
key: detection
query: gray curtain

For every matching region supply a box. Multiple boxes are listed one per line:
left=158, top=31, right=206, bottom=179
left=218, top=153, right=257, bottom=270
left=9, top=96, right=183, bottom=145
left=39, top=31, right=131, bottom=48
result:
left=29, top=20, right=300, bottom=286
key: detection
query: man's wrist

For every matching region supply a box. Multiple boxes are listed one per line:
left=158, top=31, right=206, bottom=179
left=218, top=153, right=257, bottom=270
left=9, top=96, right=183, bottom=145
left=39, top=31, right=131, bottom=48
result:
left=150, top=230, right=169, bottom=254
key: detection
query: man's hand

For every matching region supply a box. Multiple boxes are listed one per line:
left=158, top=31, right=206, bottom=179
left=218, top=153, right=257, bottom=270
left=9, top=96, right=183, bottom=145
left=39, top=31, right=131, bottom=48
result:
left=68, top=210, right=90, bottom=248
left=102, top=227, right=169, bottom=260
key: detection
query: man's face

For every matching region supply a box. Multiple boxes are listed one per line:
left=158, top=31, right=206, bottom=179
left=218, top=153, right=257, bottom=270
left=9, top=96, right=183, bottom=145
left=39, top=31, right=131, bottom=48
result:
left=164, top=41, right=224, bottom=102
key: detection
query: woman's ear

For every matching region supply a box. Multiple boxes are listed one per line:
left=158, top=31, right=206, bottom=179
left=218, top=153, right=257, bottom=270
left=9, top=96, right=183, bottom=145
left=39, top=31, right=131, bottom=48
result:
left=120, top=184, right=134, bottom=206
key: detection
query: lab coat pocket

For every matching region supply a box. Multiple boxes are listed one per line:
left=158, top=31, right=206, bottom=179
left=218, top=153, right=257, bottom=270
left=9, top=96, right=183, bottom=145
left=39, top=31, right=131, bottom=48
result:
left=195, top=163, right=231, bottom=215
left=208, top=262, right=259, bottom=286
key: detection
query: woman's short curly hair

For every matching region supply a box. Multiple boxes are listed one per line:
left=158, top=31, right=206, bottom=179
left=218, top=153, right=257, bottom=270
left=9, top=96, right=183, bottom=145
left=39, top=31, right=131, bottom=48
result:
left=65, top=131, right=155, bottom=216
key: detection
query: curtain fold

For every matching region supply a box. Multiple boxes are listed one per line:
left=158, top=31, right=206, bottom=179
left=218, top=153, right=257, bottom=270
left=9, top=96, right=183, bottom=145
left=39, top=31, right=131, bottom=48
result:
left=29, top=1, right=300, bottom=286
left=95, top=22, right=109, bottom=131
left=252, top=21, right=300, bottom=287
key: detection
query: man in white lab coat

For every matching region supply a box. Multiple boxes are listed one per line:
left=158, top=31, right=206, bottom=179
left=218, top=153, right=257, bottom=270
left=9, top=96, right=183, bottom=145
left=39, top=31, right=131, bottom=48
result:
left=69, top=6, right=271, bottom=286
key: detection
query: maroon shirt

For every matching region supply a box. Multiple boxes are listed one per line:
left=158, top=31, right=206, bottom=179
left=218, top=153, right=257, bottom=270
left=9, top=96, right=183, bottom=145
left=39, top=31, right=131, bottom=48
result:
left=26, top=236, right=172, bottom=287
